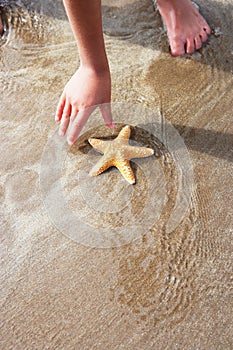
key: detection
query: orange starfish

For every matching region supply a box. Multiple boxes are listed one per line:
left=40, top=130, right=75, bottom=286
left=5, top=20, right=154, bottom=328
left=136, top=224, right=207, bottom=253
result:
left=88, top=125, right=154, bottom=184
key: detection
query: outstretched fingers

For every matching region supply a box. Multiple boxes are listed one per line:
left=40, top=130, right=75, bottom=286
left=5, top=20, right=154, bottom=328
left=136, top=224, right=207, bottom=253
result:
left=58, top=101, right=71, bottom=136
left=100, top=104, right=115, bottom=128
left=56, top=102, right=115, bottom=145
left=55, top=92, right=66, bottom=122
left=67, top=107, right=95, bottom=145
left=70, top=106, right=79, bottom=123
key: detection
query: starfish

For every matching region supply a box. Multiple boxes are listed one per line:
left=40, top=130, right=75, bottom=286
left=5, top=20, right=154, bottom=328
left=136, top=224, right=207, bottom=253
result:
left=88, top=125, right=154, bottom=184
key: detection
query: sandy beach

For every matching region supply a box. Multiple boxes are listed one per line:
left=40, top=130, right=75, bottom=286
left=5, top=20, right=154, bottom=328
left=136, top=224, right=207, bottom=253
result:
left=1, top=0, right=232, bottom=349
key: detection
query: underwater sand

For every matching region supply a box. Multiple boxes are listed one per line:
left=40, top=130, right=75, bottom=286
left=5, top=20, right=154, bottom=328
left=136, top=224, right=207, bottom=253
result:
left=0, top=0, right=232, bottom=349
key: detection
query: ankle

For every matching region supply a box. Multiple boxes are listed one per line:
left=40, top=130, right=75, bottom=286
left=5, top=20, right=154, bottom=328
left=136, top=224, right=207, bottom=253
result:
left=157, top=0, right=186, bottom=8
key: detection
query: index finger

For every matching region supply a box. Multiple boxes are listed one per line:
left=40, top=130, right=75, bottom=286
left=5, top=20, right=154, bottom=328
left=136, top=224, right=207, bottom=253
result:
left=100, top=103, right=115, bottom=128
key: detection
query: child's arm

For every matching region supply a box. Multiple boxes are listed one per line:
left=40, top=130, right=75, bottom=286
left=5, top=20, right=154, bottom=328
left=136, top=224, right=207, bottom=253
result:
left=55, top=0, right=113, bottom=145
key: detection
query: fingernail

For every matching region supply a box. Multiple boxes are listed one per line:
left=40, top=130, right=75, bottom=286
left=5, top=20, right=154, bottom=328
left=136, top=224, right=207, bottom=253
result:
left=55, top=115, right=59, bottom=122
left=58, top=129, right=64, bottom=136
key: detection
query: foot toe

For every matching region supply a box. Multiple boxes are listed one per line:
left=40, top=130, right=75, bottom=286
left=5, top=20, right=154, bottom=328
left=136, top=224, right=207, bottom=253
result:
left=186, top=38, right=195, bottom=55
left=203, top=22, right=211, bottom=35
left=169, top=37, right=185, bottom=56
left=200, top=29, right=207, bottom=42
left=194, top=35, right=202, bottom=50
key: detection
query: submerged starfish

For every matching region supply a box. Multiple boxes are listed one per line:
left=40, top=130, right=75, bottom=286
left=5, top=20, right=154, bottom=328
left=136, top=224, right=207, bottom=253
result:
left=88, top=125, right=154, bottom=184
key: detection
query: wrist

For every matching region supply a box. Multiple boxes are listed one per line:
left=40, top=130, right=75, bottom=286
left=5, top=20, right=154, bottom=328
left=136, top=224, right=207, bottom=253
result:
left=80, top=56, right=110, bottom=76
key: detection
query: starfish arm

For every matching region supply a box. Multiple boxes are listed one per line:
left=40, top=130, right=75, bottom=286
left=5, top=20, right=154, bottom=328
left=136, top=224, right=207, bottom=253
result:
left=127, top=146, right=154, bottom=159
left=89, top=156, right=113, bottom=176
left=88, top=126, right=154, bottom=184
left=116, top=125, right=131, bottom=140
left=113, top=159, right=135, bottom=184
left=88, top=138, right=106, bottom=153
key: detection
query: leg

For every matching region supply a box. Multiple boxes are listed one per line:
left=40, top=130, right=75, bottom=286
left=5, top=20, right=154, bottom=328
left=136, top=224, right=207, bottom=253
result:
left=157, top=0, right=211, bottom=56
left=0, top=0, right=10, bottom=37
left=0, top=10, right=3, bottom=36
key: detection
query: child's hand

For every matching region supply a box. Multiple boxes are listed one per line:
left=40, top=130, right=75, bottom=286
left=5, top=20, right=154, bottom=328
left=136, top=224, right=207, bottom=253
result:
left=55, top=65, right=114, bottom=145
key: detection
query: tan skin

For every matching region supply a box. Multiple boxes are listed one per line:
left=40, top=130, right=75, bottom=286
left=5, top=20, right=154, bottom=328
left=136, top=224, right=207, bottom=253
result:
left=0, top=0, right=210, bottom=144
left=157, top=0, right=211, bottom=56
left=55, top=0, right=210, bottom=144
left=0, top=18, right=3, bottom=36
left=55, top=0, right=114, bottom=145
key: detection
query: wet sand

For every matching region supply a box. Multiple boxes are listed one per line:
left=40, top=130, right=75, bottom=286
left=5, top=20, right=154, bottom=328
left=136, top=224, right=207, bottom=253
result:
left=1, top=0, right=233, bottom=349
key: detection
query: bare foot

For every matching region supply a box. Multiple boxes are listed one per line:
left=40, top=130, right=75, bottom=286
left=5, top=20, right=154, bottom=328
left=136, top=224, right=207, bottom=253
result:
left=157, top=0, right=211, bottom=56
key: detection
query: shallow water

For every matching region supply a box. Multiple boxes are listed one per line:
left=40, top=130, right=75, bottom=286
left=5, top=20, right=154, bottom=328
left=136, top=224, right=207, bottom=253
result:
left=1, top=0, right=233, bottom=349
